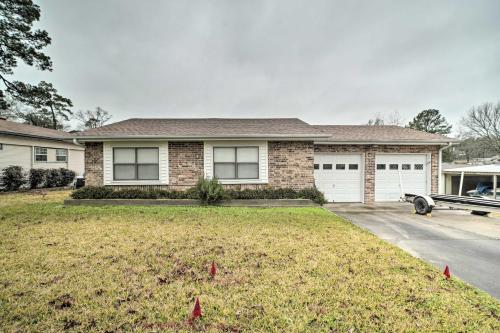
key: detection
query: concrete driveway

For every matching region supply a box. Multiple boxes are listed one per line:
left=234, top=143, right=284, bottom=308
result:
left=328, top=203, right=500, bottom=299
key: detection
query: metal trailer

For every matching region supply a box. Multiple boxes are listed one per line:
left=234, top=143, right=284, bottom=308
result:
left=404, top=193, right=500, bottom=216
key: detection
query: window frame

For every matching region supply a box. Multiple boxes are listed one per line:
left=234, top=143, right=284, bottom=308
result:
left=34, top=146, right=48, bottom=162
left=213, top=146, right=259, bottom=180
left=56, top=149, right=68, bottom=162
left=112, top=147, right=160, bottom=181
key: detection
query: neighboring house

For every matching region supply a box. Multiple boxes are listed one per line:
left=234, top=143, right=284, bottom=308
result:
left=73, top=118, right=456, bottom=203
left=442, top=163, right=500, bottom=196
left=0, top=118, right=85, bottom=176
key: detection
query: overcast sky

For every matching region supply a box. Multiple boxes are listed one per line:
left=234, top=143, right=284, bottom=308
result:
left=15, top=0, right=500, bottom=130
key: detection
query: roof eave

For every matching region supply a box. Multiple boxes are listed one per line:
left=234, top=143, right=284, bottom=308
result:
left=0, top=130, right=72, bottom=142
left=73, top=134, right=331, bottom=141
left=314, top=140, right=458, bottom=145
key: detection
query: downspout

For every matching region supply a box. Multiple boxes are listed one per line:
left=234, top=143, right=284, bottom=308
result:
left=72, top=138, right=84, bottom=147
left=438, top=142, right=454, bottom=194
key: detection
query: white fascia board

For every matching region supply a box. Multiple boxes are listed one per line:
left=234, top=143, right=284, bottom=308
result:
left=76, top=136, right=328, bottom=142
left=314, top=141, right=456, bottom=145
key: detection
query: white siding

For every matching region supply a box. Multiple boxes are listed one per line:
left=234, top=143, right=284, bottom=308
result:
left=103, top=141, right=169, bottom=185
left=0, top=144, right=31, bottom=171
left=204, top=141, right=268, bottom=184
left=0, top=134, right=84, bottom=175
left=68, top=150, right=85, bottom=176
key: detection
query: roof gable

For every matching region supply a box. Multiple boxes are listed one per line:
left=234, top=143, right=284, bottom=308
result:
left=0, top=119, right=72, bottom=140
left=75, top=118, right=328, bottom=139
left=314, top=125, right=456, bottom=144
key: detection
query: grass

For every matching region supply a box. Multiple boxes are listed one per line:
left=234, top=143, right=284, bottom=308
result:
left=0, top=191, right=499, bottom=332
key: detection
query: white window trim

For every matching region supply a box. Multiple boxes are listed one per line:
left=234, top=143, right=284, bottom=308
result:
left=103, top=142, right=168, bottom=185
left=56, top=148, right=68, bottom=162
left=34, top=146, right=48, bottom=162
left=204, top=141, right=268, bottom=184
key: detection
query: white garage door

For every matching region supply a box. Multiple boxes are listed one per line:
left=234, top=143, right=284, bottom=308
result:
left=314, top=154, right=363, bottom=202
left=375, top=154, right=429, bottom=201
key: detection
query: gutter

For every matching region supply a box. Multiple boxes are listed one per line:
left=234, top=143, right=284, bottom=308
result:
left=72, top=135, right=331, bottom=142
left=314, top=140, right=459, bottom=145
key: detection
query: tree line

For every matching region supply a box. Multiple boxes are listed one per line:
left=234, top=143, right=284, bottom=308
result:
left=367, top=105, right=500, bottom=162
left=0, top=0, right=112, bottom=131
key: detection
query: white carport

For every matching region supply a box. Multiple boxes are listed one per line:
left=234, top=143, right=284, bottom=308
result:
left=442, top=164, right=500, bottom=199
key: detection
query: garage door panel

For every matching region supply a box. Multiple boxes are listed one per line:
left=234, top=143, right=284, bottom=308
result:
left=375, top=154, right=428, bottom=201
left=314, top=154, right=363, bottom=202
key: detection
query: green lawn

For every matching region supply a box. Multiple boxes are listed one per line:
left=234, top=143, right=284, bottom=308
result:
left=0, top=191, right=499, bottom=332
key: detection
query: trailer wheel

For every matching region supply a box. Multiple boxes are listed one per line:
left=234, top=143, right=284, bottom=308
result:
left=414, top=197, right=431, bottom=215
left=471, top=210, right=489, bottom=216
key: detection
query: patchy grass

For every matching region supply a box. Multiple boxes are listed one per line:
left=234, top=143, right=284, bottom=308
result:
left=0, top=191, right=498, bottom=332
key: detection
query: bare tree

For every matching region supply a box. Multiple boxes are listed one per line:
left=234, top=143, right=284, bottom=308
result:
left=385, top=110, right=404, bottom=126
left=461, top=102, right=500, bottom=153
left=75, top=107, right=112, bottom=130
left=367, top=111, right=403, bottom=126
left=367, top=112, right=385, bottom=125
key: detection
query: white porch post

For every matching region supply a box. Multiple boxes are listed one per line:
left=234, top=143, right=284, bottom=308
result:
left=494, top=174, right=498, bottom=200
left=458, top=171, right=465, bottom=196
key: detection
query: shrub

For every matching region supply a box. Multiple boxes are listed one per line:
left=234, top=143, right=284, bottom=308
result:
left=29, top=168, right=47, bottom=189
left=59, top=168, right=76, bottom=187
left=1, top=166, right=26, bottom=191
left=71, top=186, right=115, bottom=199
left=194, top=177, right=226, bottom=205
left=297, top=187, right=327, bottom=205
left=226, top=187, right=326, bottom=205
left=70, top=184, right=326, bottom=205
left=44, top=169, right=62, bottom=188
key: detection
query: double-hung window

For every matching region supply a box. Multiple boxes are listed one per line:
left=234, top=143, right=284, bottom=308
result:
left=56, top=149, right=68, bottom=162
left=213, top=147, right=259, bottom=179
left=35, top=147, right=47, bottom=162
left=113, top=148, right=159, bottom=180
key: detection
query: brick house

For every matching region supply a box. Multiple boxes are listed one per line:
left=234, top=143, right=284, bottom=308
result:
left=74, top=118, right=456, bottom=203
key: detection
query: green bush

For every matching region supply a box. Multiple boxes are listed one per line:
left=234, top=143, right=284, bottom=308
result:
left=226, top=187, right=326, bottom=205
left=58, top=168, right=76, bottom=187
left=44, top=169, right=62, bottom=188
left=71, top=186, right=115, bottom=199
left=297, top=187, right=327, bottom=205
left=1, top=166, right=26, bottom=191
left=70, top=184, right=326, bottom=205
left=28, top=168, right=47, bottom=189
left=194, top=177, right=226, bottom=205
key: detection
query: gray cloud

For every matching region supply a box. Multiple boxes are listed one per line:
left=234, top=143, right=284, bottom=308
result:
left=15, top=0, right=500, bottom=130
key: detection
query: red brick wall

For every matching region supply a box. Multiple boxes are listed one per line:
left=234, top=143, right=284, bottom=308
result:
left=84, top=142, right=103, bottom=186
left=85, top=140, right=315, bottom=191
left=268, top=141, right=315, bottom=189
left=168, top=142, right=204, bottom=189
left=314, top=144, right=440, bottom=203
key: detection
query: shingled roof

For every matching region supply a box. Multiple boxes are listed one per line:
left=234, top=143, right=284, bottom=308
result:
left=314, top=125, right=456, bottom=144
left=0, top=118, right=72, bottom=140
left=74, top=118, right=329, bottom=139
